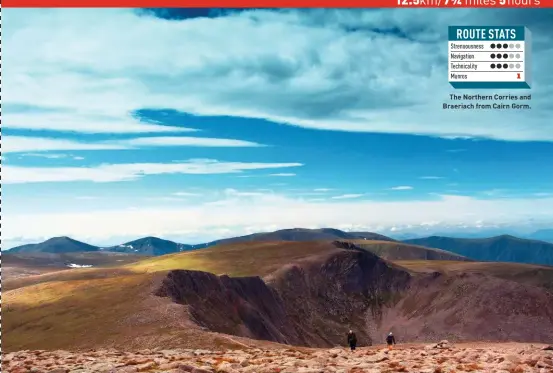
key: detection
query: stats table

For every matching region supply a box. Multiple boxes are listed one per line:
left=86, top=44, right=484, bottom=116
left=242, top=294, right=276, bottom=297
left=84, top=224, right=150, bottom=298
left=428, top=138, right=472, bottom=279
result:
left=448, top=26, right=532, bottom=89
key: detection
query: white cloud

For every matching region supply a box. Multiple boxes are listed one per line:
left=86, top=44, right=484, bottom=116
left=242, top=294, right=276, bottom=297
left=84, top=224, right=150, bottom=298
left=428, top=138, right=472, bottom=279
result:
left=419, top=176, right=444, bottom=180
left=112, top=136, right=263, bottom=148
left=172, top=191, right=202, bottom=197
left=3, top=135, right=264, bottom=154
left=314, top=188, right=333, bottom=192
left=390, top=186, right=414, bottom=190
left=4, top=9, right=552, bottom=141
left=2, top=112, right=196, bottom=134
left=4, top=193, right=553, bottom=246
left=2, top=159, right=303, bottom=184
left=20, top=153, right=68, bottom=159
left=18, top=153, right=86, bottom=160
left=481, top=189, right=508, bottom=196
left=331, top=194, right=364, bottom=199
left=3, top=136, right=126, bottom=153
left=269, top=173, right=296, bottom=177
left=223, top=188, right=267, bottom=197
left=145, top=196, right=191, bottom=202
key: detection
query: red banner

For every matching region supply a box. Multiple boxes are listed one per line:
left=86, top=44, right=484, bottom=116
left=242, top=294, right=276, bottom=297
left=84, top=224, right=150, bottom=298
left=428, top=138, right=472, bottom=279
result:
left=3, top=0, right=551, bottom=7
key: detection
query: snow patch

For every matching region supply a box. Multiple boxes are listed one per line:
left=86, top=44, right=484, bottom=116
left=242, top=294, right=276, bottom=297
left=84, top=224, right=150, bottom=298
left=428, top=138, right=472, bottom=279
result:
left=67, top=263, right=93, bottom=268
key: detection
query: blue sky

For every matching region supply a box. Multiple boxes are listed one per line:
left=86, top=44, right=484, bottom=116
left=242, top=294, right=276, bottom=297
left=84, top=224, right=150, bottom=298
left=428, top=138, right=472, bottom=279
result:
left=3, top=8, right=553, bottom=248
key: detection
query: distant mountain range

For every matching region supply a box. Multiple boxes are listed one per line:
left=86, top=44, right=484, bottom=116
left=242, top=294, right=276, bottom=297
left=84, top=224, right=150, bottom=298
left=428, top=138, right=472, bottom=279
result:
left=526, top=229, right=553, bottom=243
left=204, top=228, right=396, bottom=247
left=404, top=235, right=553, bottom=266
left=8, top=236, right=100, bottom=254
left=6, top=229, right=392, bottom=256
left=106, top=236, right=204, bottom=256
left=6, top=228, right=553, bottom=266
left=391, top=228, right=553, bottom=243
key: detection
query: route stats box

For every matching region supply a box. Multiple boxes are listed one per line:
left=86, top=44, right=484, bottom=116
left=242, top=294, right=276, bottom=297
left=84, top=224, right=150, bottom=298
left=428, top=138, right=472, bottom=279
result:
left=448, top=26, right=531, bottom=89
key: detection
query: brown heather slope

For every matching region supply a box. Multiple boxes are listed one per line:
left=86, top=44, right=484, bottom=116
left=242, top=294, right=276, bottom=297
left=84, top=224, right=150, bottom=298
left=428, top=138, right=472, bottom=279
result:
left=2, top=240, right=464, bottom=291
left=1, top=251, right=148, bottom=268
left=397, top=260, right=553, bottom=290
left=4, top=241, right=553, bottom=353
left=349, top=240, right=471, bottom=262
left=1, top=251, right=150, bottom=283
left=126, top=240, right=342, bottom=276
left=3, top=271, right=289, bottom=352
left=3, top=241, right=339, bottom=291
left=1, top=264, right=63, bottom=280
left=2, top=267, right=138, bottom=291
left=2, top=241, right=340, bottom=351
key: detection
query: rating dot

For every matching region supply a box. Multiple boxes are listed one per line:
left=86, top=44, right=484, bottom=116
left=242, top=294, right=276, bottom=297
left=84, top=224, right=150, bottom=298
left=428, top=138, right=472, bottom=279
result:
left=491, top=43, right=496, bottom=49
left=509, top=63, right=514, bottom=69
left=503, top=43, right=508, bottom=49
left=515, top=53, right=521, bottom=58
left=497, top=44, right=502, bottom=49
left=491, top=63, right=496, bottom=68
left=509, top=43, right=514, bottom=49
left=491, top=53, right=496, bottom=59
left=497, top=64, right=502, bottom=69
left=516, top=63, right=521, bottom=69
left=502, top=53, right=507, bottom=59
left=503, top=63, right=508, bottom=69
left=509, top=53, right=514, bottom=58
left=516, top=43, right=521, bottom=49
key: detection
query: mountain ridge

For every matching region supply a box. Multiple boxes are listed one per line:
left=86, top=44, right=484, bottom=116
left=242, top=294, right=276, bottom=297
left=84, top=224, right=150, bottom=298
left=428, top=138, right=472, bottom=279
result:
left=8, top=236, right=100, bottom=254
left=202, top=228, right=396, bottom=247
left=6, top=228, right=395, bottom=255
left=404, top=234, right=553, bottom=266
left=106, top=236, right=197, bottom=256
left=7, top=229, right=553, bottom=266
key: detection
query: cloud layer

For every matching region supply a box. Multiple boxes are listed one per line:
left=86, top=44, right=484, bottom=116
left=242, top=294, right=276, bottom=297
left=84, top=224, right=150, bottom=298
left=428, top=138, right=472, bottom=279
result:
left=3, top=159, right=303, bottom=184
left=4, top=9, right=553, bottom=141
left=4, top=192, right=553, bottom=247
left=4, top=135, right=264, bottom=153
left=4, top=9, right=552, bottom=246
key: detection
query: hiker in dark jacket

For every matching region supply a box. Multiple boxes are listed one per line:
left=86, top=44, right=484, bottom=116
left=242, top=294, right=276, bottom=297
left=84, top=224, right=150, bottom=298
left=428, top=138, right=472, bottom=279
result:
left=386, top=332, right=396, bottom=350
left=347, top=330, right=357, bottom=351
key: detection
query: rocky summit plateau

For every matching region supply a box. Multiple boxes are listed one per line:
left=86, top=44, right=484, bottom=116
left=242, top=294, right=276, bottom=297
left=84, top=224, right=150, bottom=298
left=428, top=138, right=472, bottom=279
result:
left=4, top=343, right=553, bottom=373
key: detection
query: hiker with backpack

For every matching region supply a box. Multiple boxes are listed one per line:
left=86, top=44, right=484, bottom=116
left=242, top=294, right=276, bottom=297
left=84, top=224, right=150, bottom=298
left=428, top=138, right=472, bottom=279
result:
left=386, top=332, right=396, bottom=350
left=347, top=330, right=357, bottom=351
